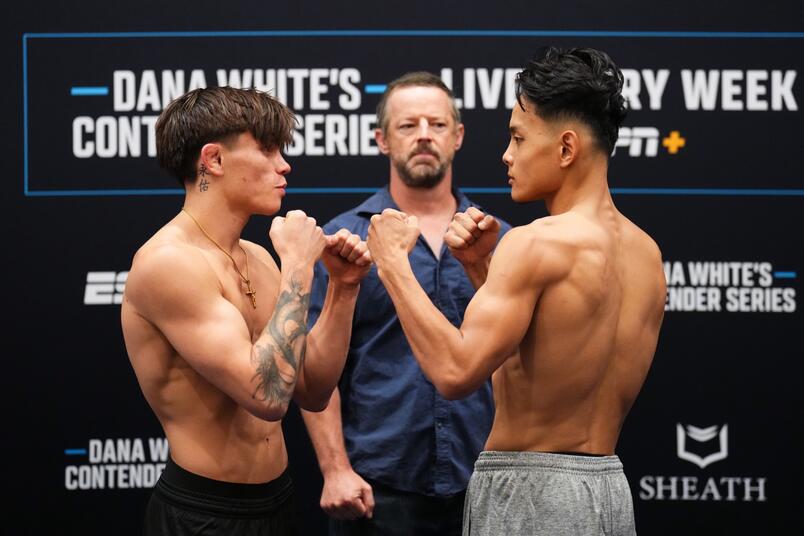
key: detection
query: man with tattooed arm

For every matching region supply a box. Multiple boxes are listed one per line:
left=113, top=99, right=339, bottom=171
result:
left=121, top=87, right=371, bottom=535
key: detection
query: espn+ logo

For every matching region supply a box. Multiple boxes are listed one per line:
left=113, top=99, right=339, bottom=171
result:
left=84, top=271, right=127, bottom=305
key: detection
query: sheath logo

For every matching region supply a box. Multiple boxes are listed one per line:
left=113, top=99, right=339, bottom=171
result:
left=84, top=271, right=128, bottom=305
left=676, top=423, right=728, bottom=469
left=639, top=423, right=767, bottom=502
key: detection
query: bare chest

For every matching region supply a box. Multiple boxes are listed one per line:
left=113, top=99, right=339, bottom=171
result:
left=213, top=262, right=279, bottom=340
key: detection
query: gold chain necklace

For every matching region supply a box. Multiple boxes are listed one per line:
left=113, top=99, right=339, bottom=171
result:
left=181, top=208, right=257, bottom=309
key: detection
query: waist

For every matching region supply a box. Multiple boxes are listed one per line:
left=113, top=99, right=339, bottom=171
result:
left=474, top=450, right=624, bottom=475
left=152, top=457, right=293, bottom=517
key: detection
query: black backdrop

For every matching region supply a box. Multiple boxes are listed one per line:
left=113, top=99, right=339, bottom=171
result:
left=3, top=2, right=803, bottom=534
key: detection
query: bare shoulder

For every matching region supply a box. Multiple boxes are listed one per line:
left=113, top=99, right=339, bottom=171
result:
left=491, top=217, right=576, bottom=284
left=619, top=214, right=664, bottom=269
left=617, top=214, right=666, bottom=308
left=125, top=228, right=218, bottom=315
left=240, top=239, right=280, bottom=276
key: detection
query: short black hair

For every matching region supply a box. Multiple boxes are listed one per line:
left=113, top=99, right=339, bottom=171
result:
left=516, top=47, right=627, bottom=156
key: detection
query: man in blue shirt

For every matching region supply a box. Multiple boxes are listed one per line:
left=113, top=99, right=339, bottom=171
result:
left=302, top=72, right=509, bottom=535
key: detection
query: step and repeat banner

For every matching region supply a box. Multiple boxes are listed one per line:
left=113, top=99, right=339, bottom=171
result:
left=7, top=14, right=802, bottom=536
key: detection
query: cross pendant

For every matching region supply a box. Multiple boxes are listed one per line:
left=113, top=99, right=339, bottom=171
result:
left=245, top=281, right=257, bottom=309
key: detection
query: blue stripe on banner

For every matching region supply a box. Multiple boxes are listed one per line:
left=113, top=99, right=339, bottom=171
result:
left=70, top=86, right=109, bottom=96
left=22, top=187, right=804, bottom=197
left=23, top=31, right=804, bottom=39
left=26, top=188, right=185, bottom=197
left=609, top=188, right=804, bottom=196
left=23, top=35, right=29, bottom=195
left=774, top=272, right=797, bottom=279
left=65, top=449, right=87, bottom=455
left=364, top=84, right=387, bottom=94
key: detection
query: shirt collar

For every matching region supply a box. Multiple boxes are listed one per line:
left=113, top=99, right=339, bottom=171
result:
left=355, top=186, right=482, bottom=218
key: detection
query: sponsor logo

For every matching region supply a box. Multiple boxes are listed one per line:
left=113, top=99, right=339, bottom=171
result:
left=676, top=423, right=728, bottom=469
left=639, top=423, right=767, bottom=502
left=612, top=128, right=686, bottom=157
left=84, top=271, right=127, bottom=305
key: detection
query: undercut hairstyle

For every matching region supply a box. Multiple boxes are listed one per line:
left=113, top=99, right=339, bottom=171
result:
left=156, top=86, right=296, bottom=185
left=516, top=47, right=627, bottom=156
left=375, top=71, right=461, bottom=134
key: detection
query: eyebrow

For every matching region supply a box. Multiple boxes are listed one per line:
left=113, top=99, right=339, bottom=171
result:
left=508, top=125, right=521, bottom=134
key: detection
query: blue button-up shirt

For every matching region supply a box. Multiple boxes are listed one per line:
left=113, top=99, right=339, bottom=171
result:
left=308, top=187, right=510, bottom=497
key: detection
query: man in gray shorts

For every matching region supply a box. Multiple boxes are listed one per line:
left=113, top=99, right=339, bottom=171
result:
left=365, top=46, right=665, bottom=535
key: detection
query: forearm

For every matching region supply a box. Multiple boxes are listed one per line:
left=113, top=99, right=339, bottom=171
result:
left=298, top=281, right=360, bottom=409
left=377, top=260, right=468, bottom=398
left=460, top=256, right=492, bottom=290
left=301, top=389, right=353, bottom=475
left=250, top=264, right=314, bottom=420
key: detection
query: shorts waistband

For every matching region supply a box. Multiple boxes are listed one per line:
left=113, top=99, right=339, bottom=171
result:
left=153, top=457, right=293, bottom=517
left=474, top=450, right=623, bottom=475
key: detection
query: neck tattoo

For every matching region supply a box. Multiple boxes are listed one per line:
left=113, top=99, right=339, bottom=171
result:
left=181, top=208, right=257, bottom=309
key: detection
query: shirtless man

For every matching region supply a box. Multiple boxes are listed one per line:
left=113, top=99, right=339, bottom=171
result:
left=366, top=47, right=666, bottom=535
left=121, top=87, right=371, bottom=535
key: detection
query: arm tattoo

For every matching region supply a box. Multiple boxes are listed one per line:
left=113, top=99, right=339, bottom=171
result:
left=251, top=274, right=311, bottom=407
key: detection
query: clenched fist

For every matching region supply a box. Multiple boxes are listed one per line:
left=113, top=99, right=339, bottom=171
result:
left=269, top=210, right=326, bottom=267
left=322, top=229, right=372, bottom=287
left=444, top=206, right=500, bottom=268
left=366, top=208, right=420, bottom=270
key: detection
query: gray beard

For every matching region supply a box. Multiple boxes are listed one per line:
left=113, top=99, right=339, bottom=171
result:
left=394, top=158, right=448, bottom=189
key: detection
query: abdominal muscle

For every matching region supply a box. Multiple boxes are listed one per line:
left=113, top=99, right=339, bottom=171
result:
left=146, top=353, right=288, bottom=484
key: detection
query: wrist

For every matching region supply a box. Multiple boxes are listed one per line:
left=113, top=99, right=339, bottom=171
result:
left=373, top=250, right=406, bottom=275
left=320, top=459, right=354, bottom=477
left=280, top=257, right=315, bottom=274
left=462, top=256, right=490, bottom=275
left=330, top=279, right=361, bottom=294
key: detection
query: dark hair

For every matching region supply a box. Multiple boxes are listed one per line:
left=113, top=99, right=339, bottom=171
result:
left=156, top=86, right=296, bottom=185
left=516, top=47, right=627, bottom=156
left=375, top=71, right=461, bottom=133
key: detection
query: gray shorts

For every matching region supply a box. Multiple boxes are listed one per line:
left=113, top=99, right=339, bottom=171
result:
left=463, top=451, right=636, bottom=536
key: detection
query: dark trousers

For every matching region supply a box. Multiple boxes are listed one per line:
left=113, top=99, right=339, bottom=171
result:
left=144, top=458, right=298, bottom=535
left=329, top=480, right=465, bottom=536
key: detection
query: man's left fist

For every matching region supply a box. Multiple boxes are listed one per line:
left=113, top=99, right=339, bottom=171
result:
left=367, top=208, right=420, bottom=268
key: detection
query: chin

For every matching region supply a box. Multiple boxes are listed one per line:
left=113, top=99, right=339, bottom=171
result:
left=511, top=188, right=542, bottom=204
left=255, top=201, right=282, bottom=216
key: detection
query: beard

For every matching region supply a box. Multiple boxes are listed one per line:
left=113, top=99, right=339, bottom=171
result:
left=392, top=147, right=451, bottom=189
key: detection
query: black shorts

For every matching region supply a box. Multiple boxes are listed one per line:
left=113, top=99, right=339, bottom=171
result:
left=143, top=458, right=298, bottom=535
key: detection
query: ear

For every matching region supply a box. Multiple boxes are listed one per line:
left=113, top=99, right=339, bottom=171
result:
left=374, top=128, right=390, bottom=155
left=453, top=123, right=465, bottom=151
left=198, top=143, right=225, bottom=177
left=558, top=129, right=580, bottom=168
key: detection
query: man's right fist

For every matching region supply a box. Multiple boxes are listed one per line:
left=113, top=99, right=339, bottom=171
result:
left=444, top=206, right=500, bottom=267
left=269, top=210, right=326, bottom=266
left=320, top=467, right=375, bottom=520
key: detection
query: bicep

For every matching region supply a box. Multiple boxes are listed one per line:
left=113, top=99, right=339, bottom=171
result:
left=127, top=256, right=258, bottom=408
left=458, top=259, right=540, bottom=379
left=456, top=227, right=566, bottom=382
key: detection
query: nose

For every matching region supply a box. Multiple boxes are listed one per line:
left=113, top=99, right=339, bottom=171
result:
left=502, top=143, right=513, bottom=166
left=416, top=118, right=432, bottom=141
left=277, top=153, right=291, bottom=175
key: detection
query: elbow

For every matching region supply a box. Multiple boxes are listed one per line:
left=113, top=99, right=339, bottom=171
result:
left=253, top=401, right=290, bottom=422
left=298, top=395, right=330, bottom=413
left=433, top=370, right=477, bottom=401
left=293, top=389, right=331, bottom=413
